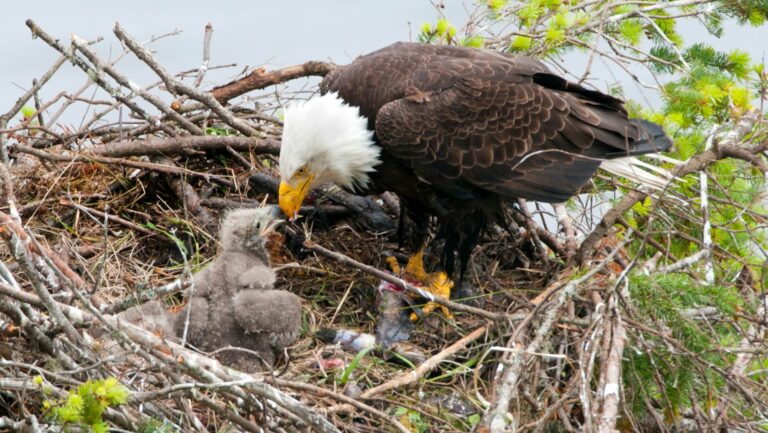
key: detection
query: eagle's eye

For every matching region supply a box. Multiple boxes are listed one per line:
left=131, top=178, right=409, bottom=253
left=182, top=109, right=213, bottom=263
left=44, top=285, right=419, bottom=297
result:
left=295, top=165, right=309, bottom=177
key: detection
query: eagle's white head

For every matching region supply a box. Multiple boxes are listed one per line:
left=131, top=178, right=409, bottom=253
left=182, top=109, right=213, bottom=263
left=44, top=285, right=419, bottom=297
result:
left=278, top=92, right=381, bottom=220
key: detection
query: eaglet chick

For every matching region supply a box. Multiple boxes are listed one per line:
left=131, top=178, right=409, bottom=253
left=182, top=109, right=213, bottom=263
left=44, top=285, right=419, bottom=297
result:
left=178, top=206, right=302, bottom=370
left=117, top=206, right=302, bottom=371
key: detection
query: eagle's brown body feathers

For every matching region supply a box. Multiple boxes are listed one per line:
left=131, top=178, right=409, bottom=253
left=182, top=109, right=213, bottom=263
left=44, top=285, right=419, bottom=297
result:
left=322, top=42, right=668, bottom=202
left=319, top=42, right=671, bottom=276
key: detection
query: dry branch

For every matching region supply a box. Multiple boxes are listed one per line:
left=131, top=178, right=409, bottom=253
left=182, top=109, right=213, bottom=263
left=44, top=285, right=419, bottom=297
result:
left=482, top=238, right=629, bottom=433
left=12, top=144, right=237, bottom=186
left=1, top=213, right=83, bottom=344
left=113, top=23, right=259, bottom=137
left=25, top=20, right=176, bottom=136
left=302, top=238, right=506, bottom=321
left=61, top=201, right=157, bottom=237
left=362, top=324, right=489, bottom=398
left=0, top=279, right=341, bottom=433
left=71, top=34, right=204, bottom=136
left=275, top=380, right=411, bottom=433
left=595, top=282, right=629, bottom=433
left=579, top=113, right=762, bottom=262
left=88, top=136, right=280, bottom=157
left=3, top=16, right=766, bottom=433
left=0, top=55, right=66, bottom=163
left=211, top=61, right=337, bottom=104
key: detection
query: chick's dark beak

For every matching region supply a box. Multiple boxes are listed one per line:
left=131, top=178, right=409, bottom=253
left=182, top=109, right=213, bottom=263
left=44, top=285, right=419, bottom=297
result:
left=260, top=205, right=285, bottom=236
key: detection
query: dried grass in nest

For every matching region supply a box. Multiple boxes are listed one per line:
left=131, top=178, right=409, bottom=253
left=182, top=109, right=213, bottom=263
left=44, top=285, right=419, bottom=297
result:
left=1, top=135, right=566, bottom=432
left=8, top=20, right=765, bottom=432
left=266, top=222, right=547, bottom=423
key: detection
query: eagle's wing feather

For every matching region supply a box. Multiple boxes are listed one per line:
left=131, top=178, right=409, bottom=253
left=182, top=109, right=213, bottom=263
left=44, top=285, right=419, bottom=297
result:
left=374, top=75, right=617, bottom=203
left=322, top=42, right=670, bottom=203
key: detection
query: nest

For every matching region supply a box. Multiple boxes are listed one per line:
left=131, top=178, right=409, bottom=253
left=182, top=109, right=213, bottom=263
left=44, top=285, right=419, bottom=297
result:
left=0, top=19, right=766, bottom=433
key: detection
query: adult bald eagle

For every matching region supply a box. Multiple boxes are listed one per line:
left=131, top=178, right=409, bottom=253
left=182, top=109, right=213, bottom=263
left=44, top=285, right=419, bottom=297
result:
left=278, top=42, right=671, bottom=313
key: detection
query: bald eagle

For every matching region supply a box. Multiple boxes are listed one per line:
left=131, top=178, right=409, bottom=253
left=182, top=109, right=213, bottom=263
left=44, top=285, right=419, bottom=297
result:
left=277, top=42, right=672, bottom=313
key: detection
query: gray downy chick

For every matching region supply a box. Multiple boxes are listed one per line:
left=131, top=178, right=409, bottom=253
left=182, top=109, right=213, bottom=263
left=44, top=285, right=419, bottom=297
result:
left=116, top=299, right=177, bottom=338
left=113, top=206, right=301, bottom=371
left=175, top=206, right=302, bottom=371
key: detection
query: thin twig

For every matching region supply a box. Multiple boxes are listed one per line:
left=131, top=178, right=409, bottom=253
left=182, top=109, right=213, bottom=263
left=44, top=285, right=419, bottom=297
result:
left=363, top=324, right=488, bottom=398
left=303, top=238, right=506, bottom=321
left=275, top=379, right=411, bottom=433
left=113, top=23, right=259, bottom=137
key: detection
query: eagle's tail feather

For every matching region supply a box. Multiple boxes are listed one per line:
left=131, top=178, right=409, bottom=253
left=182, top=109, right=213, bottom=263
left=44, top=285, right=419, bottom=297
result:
left=628, top=119, right=674, bottom=155
left=599, top=156, right=680, bottom=191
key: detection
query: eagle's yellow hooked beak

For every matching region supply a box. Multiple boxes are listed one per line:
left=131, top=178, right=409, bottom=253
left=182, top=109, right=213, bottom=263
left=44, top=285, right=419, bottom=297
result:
left=278, top=177, right=312, bottom=221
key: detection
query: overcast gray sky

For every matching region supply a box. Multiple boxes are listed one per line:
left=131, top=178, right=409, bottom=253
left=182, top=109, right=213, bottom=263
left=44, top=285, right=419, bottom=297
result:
left=2, top=1, right=458, bottom=120
left=2, top=1, right=766, bottom=126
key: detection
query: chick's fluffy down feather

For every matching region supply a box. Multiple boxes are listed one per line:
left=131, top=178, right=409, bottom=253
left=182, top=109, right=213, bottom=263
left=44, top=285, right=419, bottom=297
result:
left=112, top=207, right=301, bottom=371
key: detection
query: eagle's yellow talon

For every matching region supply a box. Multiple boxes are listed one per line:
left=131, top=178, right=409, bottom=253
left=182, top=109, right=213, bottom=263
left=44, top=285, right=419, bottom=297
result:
left=430, top=272, right=453, bottom=300
left=386, top=256, right=402, bottom=274
left=392, top=252, right=454, bottom=321
left=410, top=271, right=454, bottom=321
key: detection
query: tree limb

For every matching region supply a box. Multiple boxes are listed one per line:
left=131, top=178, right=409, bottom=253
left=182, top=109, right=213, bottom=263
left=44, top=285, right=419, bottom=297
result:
left=211, top=61, right=337, bottom=104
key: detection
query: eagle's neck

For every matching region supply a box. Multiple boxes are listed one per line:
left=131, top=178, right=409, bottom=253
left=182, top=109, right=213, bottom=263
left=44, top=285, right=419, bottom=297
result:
left=281, top=92, right=381, bottom=190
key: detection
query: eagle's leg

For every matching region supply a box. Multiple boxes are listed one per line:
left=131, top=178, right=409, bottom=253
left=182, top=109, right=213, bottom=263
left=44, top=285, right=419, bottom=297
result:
left=386, top=256, right=402, bottom=274
left=404, top=249, right=428, bottom=282
left=392, top=203, right=455, bottom=320
left=385, top=251, right=425, bottom=279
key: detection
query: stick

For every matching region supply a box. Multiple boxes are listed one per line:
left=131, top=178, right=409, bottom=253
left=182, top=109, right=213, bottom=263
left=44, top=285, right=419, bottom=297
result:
left=25, top=20, right=175, bottom=136
left=303, top=238, right=506, bottom=322
left=509, top=205, right=566, bottom=257
left=71, top=35, right=203, bottom=135
left=275, top=379, right=411, bottom=433
left=88, top=136, right=280, bottom=157
left=656, top=249, right=709, bottom=274
left=554, top=203, right=578, bottom=262
left=193, top=23, right=213, bottom=88
left=152, top=156, right=214, bottom=231
left=0, top=212, right=84, bottom=347
left=0, top=55, right=67, bottom=163
left=481, top=237, right=629, bottom=433
left=700, top=126, right=717, bottom=285
left=12, top=144, right=236, bottom=187
left=211, top=61, right=337, bottom=104
left=362, top=325, right=488, bottom=398
left=101, top=278, right=190, bottom=314
left=113, top=23, right=258, bottom=137
left=578, top=113, right=761, bottom=262
left=0, top=279, right=341, bottom=433
left=595, top=282, right=628, bottom=432
left=61, top=201, right=156, bottom=237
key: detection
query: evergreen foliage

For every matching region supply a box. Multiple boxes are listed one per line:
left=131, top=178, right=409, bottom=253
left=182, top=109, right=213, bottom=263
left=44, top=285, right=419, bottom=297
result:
left=625, top=274, right=743, bottom=420
left=3, top=3, right=766, bottom=432
left=43, top=377, right=129, bottom=433
left=417, top=0, right=768, bottom=429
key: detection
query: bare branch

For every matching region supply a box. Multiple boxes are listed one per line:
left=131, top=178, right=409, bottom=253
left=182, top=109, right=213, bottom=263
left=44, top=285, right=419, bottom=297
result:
left=211, top=61, right=337, bottom=104
left=113, top=22, right=259, bottom=137
left=88, top=135, right=279, bottom=157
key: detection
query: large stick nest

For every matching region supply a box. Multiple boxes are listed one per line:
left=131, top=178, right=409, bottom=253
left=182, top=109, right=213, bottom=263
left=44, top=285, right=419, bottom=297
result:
left=0, top=20, right=767, bottom=433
